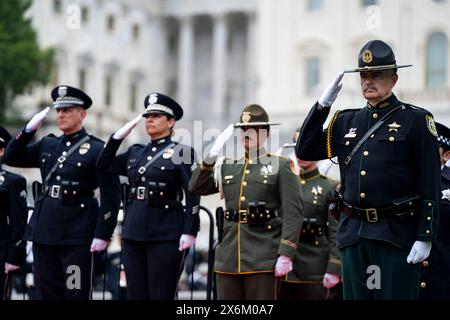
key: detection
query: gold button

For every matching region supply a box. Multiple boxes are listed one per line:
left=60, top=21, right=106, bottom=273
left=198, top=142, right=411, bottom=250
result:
left=314, top=241, right=319, bottom=245
left=313, top=200, right=317, bottom=204
left=363, top=151, right=369, bottom=156
left=345, top=141, right=350, bottom=146
left=240, top=196, right=246, bottom=202
left=372, top=113, right=378, bottom=119
left=428, top=203, right=432, bottom=207
left=263, top=180, right=267, bottom=184
left=426, top=229, right=430, bottom=234
left=423, top=261, right=429, bottom=267
left=245, top=170, right=250, bottom=174
left=370, top=134, right=375, bottom=139
left=421, top=282, right=427, bottom=288
left=389, top=136, right=395, bottom=142
left=251, top=214, right=255, bottom=218
left=301, top=180, right=306, bottom=185
left=267, top=225, right=272, bottom=230
left=242, top=181, right=247, bottom=187
left=361, top=170, right=366, bottom=176
left=360, top=193, right=366, bottom=198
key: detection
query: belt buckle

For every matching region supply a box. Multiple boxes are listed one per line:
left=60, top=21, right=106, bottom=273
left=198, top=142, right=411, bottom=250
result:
left=366, top=208, right=378, bottom=223
left=239, top=210, right=248, bottom=224
left=138, top=167, right=146, bottom=174
left=136, top=187, right=146, bottom=200
left=50, top=185, right=61, bottom=198
left=58, top=156, right=66, bottom=163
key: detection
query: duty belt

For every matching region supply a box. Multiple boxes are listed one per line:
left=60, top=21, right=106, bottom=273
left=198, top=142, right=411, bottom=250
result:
left=46, top=185, right=94, bottom=199
left=224, top=208, right=277, bottom=224
left=342, top=201, right=420, bottom=223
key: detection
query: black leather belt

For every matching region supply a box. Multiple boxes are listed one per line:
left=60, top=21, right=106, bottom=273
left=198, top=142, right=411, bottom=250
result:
left=46, top=185, right=94, bottom=199
left=224, top=209, right=277, bottom=224
left=342, top=201, right=420, bottom=223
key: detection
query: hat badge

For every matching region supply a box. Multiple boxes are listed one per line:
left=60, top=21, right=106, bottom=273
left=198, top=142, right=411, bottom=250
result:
left=149, top=93, right=158, bottom=105
left=362, top=50, right=373, bottom=64
left=242, top=112, right=252, bottom=123
left=58, top=86, right=68, bottom=98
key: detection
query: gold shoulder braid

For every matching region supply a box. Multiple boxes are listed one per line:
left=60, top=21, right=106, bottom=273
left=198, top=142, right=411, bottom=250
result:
left=326, top=111, right=340, bottom=159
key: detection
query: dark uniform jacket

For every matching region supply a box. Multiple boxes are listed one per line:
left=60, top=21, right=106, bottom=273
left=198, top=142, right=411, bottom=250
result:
left=97, top=135, right=200, bottom=241
left=3, top=128, right=121, bottom=245
left=0, top=167, right=27, bottom=266
left=284, top=168, right=340, bottom=283
left=189, top=151, right=303, bottom=274
left=296, top=94, right=441, bottom=250
left=420, top=165, right=450, bottom=294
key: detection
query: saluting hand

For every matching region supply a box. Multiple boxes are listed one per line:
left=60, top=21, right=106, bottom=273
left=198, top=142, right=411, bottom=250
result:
left=204, top=124, right=235, bottom=164
left=113, top=114, right=143, bottom=140
left=318, top=71, right=344, bottom=108
left=25, top=106, right=51, bottom=133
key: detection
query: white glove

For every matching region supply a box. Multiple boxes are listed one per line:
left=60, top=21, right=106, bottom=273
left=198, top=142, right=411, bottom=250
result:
left=323, top=272, right=340, bottom=289
left=4, top=263, right=20, bottom=274
left=25, top=107, right=51, bottom=132
left=407, top=241, right=432, bottom=264
left=112, top=114, right=143, bottom=140
left=90, top=238, right=109, bottom=252
left=178, top=234, right=196, bottom=251
left=274, top=255, right=293, bottom=277
left=318, top=71, right=344, bottom=108
left=204, top=124, right=235, bottom=164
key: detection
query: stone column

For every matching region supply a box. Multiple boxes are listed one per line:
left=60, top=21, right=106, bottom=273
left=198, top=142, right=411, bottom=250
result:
left=177, top=15, right=194, bottom=112
left=211, top=13, right=228, bottom=118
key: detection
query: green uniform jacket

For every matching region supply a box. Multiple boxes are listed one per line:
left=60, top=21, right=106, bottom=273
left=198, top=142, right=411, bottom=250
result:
left=284, top=168, right=341, bottom=283
left=189, top=151, right=303, bottom=274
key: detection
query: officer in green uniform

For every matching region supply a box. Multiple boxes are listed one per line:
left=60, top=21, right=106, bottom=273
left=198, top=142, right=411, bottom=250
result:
left=189, top=104, right=303, bottom=300
left=280, top=129, right=341, bottom=300
left=296, top=40, right=441, bottom=300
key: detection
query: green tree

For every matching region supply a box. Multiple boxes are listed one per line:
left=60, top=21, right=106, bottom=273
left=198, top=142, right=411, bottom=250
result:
left=0, top=0, right=53, bottom=125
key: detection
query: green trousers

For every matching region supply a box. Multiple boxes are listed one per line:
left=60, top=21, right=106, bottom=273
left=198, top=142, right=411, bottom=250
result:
left=216, top=273, right=278, bottom=300
left=341, top=238, right=420, bottom=300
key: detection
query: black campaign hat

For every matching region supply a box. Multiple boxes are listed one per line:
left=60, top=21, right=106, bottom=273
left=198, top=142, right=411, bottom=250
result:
left=234, top=104, right=281, bottom=128
left=51, top=85, right=93, bottom=109
left=344, top=40, right=412, bottom=73
left=0, top=126, right=12, bottom=148
left=436, top=122, right=450, bottom=151
left=143, top=93, right=183, bottom=121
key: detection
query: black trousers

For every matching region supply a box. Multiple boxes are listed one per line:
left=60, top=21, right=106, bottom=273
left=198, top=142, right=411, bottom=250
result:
left=32, top=243, right=93, bottom=300
left=279, top=281, right=343, bottom=300
left=122, top=239, right=185, bottom=300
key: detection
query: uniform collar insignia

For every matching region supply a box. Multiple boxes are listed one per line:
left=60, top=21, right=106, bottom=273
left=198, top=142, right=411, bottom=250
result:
left=387, top=121, right=402, bottom=132
left=344, top=128, right=357, bottom=138
left=442, top=189, right=450, bottom=201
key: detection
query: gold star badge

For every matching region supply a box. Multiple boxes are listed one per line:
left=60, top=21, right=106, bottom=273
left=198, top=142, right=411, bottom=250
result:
left=387, top=121, right=402, bottom=133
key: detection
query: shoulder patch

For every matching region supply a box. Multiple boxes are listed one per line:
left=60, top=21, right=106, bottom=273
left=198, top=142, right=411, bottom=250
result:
left=426, top=114, right=438, bottom=137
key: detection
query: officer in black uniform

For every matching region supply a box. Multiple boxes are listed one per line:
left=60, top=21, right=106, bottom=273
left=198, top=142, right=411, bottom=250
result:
left=420, top=122, right=450, bottom=299
left=0, top=127, right=28, bottom=299
left=97, top=92, right=200, bottom=300
left=3, top=85, right=121, bottom=300
left=296, top=40, right=441, bottom=299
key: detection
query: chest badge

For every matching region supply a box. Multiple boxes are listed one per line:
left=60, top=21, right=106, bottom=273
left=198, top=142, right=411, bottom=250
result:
left=344, top=128, right=357, bottom=139
left=261, top=164, right=273, bottom=175
left=442, top=189, right=450, bottom=201
left=79, top=143, right=91, bottom=155
left=311, top=185, right=323, bottom=196
left=387, top=121, right=402, bottom=133
left=163, top=148, right=175, bottom=159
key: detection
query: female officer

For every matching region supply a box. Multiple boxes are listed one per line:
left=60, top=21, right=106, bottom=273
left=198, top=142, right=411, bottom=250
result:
left=189, top=104, right=303, bottom=300
left=97, top=93, right=200, bottom=300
